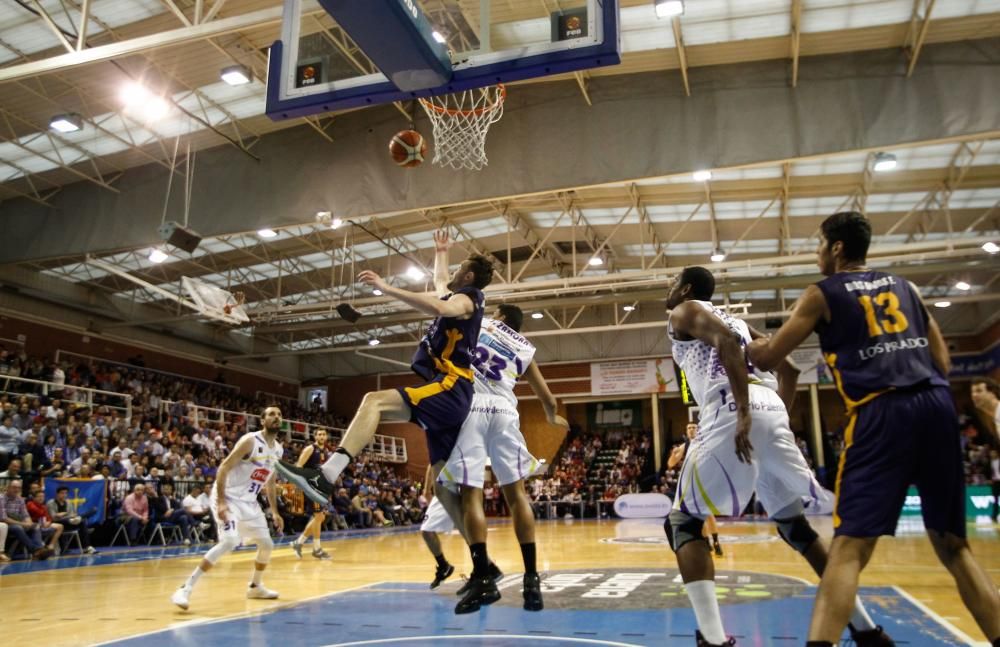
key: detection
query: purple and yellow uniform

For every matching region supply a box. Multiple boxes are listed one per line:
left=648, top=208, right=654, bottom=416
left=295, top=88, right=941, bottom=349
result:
left=816, top=270, right=962, bottom=538
left=397, top=285, right=485, bottom=464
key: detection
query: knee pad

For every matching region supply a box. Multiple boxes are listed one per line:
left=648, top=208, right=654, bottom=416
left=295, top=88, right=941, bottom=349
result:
left=774, top=514, right=818, bottom=555
left=664, top=510, right=706, bottom=554
left=204, top=535, right=240, bottom=565
left=254, top=534, right=274, bottom=564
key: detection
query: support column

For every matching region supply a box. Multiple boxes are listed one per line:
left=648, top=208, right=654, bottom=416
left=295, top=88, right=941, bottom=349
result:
left=652, top=393, right=663, bottom=472
left=808, top=384, right=825, bottom=470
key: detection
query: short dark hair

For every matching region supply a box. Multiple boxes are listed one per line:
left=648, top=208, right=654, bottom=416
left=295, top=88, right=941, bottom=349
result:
left=465, top=254, right=495, bottom=290
left=973, top=377, right=1000, bottom=398
left=56, top=486, right=68, bottom=494
left=821, top=211, right=871, bottom=263
left=497, top=304, right=524, bottom=332
left=679, top=266, right=715, bottom=300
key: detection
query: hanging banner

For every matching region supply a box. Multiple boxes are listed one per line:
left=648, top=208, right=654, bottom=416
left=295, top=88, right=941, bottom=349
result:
left=788, top=348, right=834, bottom=386
left=591, top=358, right=678, bottom=396
left=949, top=345, right=1000, bottom=377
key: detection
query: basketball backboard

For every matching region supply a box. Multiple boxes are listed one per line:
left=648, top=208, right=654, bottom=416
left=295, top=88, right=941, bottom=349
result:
left=266, top=0, right=620, bottom=120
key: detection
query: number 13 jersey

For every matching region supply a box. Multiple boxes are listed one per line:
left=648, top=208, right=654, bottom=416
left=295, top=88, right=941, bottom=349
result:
left=815, top=270, right=948, bottom=407
left=472, top=317, right=536, bottom=407
left=214, top=431, right=283, bottom=505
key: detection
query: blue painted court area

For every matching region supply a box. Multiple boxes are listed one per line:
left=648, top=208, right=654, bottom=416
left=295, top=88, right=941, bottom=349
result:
left=101, top=577, right=970, bottom=647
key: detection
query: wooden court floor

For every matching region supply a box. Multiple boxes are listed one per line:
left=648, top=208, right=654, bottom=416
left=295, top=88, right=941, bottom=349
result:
left=1, top=517, right=997, bottom=646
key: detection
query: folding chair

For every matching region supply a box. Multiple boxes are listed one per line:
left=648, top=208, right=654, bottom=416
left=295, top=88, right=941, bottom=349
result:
left=147, top=522, right=181, bottom=546
left=110, top=519, right=132, bottom=547
left=59, top=529, right=83, bottom=554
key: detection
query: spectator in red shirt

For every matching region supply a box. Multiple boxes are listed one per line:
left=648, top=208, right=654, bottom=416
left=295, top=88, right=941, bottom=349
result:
left=26, top=490, right=63, bottom=555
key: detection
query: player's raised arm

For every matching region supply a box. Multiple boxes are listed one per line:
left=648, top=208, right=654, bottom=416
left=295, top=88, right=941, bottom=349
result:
left=671, top=301, right=753, bottom=463
left=747, top=285, right=828, bottom=372
left=359, top=270, right=474, bottom=319
left=433, top=230, right=451, bottom=296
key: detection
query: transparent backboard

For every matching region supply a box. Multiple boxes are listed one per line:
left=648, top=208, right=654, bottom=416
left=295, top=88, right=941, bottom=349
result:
left=266, top=0, right=619, bottom=120
left=182, top=276, right=250, bottom=325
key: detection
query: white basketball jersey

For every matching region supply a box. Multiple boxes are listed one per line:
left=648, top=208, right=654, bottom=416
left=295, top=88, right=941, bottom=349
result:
left=669, top=301, right=778, bottom=410
left=213, top=431, right=283, bottom=504
left=472, top=317, right=536, bottom=407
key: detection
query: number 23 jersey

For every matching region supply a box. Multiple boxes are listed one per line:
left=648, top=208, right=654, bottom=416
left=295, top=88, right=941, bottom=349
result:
left=471, top=317, right=536, bottom=407
left=214, top=431, right=283, bottom=504
left=815, top=270, right=947, bottom=405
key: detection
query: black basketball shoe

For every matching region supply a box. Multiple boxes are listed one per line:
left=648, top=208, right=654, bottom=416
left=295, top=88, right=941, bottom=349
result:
left=695, top=630, right=735, bottom=646
left=522, top=572, right=543, bottom=611
left=454, top=575, right=501, bottom=614
left=456, top=561, right=504, bottom=595
left=430, top=563, right=454, bottom=589
left=275, top=461, right=333, bottom=505
left=849, top=625, right=895, bottom=646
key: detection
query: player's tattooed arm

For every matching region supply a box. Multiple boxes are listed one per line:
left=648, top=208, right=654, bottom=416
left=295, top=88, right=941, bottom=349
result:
left=748, top=325, right=801, bottom=410
left=747, top=285, right=828, bottom=372
left=670, top=301, right=753, bottom=463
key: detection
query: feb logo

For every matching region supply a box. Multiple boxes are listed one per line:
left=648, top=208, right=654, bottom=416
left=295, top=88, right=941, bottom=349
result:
left=250, top=468, right=269, bottom=482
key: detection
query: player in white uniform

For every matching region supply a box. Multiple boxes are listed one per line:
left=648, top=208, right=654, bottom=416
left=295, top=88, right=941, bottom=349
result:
left=664, top=267, right=892, bottom=647
left=439, top=304, right=568, bottom=613
left=420, top=464, right=457, bottom=588
left=171, top=406, right=285, bottom=610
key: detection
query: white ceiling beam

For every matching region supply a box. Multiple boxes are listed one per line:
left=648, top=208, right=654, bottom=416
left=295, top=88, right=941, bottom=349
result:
left=0, top=3, right=313, bottom=84
left=671, top=17, right=691, bottom=97
left=790, top=0, right=802, bottom=87
left=904, top=0, right=937, bottom=78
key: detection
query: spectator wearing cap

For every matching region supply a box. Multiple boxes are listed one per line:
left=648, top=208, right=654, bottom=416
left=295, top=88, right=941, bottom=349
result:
left=0, top=480, right=51, bottom=559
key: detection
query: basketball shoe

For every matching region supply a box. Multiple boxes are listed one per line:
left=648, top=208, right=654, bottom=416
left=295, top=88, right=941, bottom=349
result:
left=456, top=561, right=504, bottom=595
left=171, top=585, right=192, bottom=610
left=848, top=624, right=895, bottom=646
left=696, top=630, right=735, bottom=646
left=431, top=563, right=454, bottom=589
left=312, top=548, right=331, bottom=560
left=291, top=540, right=304, bottom=559
left=523, top=572, right=543, bottom=611
left=247, top=584, right=279, bottom=600
left=455, top=575, right=501, bottom=614
left=275, top=461, right=333, bottom=504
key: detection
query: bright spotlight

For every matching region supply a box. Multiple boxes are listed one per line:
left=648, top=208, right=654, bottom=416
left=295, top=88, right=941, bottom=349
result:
left=148, top=248, right=169, bottom=264
left=372, top=288, right=383, bottom=296
left=406, top=266, right=426, bottom=281
left=431, top=30, right=447, bottom=44
left=933, top=301, right=951, bottom=308
left=531, top=312, right=544, bottom=320
left=49, top=113, right=82, bottom=133
left=220, top=64, right=252, bottom=86
left=693, top=169, right=712, bottom=182
left=872, top=152, right=897, bottom=172
left=954, top=280, right=971, bottom=291
left=623, top=305, right=636, bottom=312
left=368, top=338, right=381, bottom=346
left=710, top=247, right=726, bottom=263
left=982, top=242, right=999, bottom=254
left=257, top=228, right=277, bottom=238
left=654, top=0, right=685, bottom=18
left=588, top=257, right=604, bottom=266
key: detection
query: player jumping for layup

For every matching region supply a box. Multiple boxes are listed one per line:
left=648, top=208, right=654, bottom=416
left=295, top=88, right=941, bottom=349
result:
left=171, top=406, right=284, bottom=610
left=746, top=211, right=1000, bottom=647
left=438, top=304, right=568, bottom=613
left=277, top=233, right=493, bottom=560
left=664, top=267, right=891, bottom=647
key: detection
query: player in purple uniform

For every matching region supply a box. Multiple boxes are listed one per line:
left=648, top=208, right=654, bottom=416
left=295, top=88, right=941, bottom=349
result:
left=747, top=211, right=1000, bottom=647
left=276, top=233, right=495, bottom=581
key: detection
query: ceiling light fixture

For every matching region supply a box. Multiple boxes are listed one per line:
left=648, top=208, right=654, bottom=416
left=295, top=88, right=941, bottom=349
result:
left=710, top=247, right=727, bottom=262
left=368, top=338, right=381, bottom=346
left=872, top=152, right=898, bottom=172
left=431, top=30, right=447, bottom=44
left=372, top=288, right=383, bottom=296
left=121, top=81, right=170, bottom=121
left=148, top=248, right=169, bottom=264
left=588, top=257, right=604, bottom=266
left=933, top=301, right=951, bottom=308
left=693, top=169, right=712, bottom=182
left=49, top=113, right=82, bottom=133
left=623, top=305, right=636, bottom=312
left=982, top=241, right=999, bottom=254
left=220, top=64, right=252, bottom=86
left=257, top=228, right=277, bottom=238
left=531, top=312, right=544, bottom=320
left=654, top=0, right=685, bottom=18
left=954, top=280, right=971, bottom=291
left=331, top=217, right=343, bottom=229
left=406, top=266, right=426, bottom=281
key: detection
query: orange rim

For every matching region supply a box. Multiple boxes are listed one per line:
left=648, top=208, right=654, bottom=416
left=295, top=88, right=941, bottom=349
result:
left=419, top=84, right=505, bottom=117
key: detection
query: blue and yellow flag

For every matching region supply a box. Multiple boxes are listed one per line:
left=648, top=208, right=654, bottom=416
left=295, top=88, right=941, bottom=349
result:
left=44, top=478, right=106, bottom=525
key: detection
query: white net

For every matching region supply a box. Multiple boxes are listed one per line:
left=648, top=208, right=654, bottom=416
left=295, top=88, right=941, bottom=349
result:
left=182, top=276, right=249, bottom=325
left=419, top=85, right=505, bottom=171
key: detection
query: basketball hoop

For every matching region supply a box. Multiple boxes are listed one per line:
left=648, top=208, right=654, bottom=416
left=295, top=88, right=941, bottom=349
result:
left=419, top=84, right=505, bottom=171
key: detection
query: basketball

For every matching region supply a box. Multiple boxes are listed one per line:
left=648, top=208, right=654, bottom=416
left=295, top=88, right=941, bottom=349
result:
left=389, top=129, right=427, bottom=167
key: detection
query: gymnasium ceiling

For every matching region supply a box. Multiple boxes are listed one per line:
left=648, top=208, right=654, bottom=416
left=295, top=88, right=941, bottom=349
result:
left=0, top=0, right=999, bottom=374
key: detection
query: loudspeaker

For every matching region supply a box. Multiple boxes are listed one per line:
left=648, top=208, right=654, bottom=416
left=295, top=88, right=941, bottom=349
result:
left=765, top=316, right=783, bottom=329
left=158, top=221, right=202, bottom=254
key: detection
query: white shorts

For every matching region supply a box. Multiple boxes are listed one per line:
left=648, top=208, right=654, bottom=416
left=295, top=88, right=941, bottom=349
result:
left=419, top=497, right=454, bottom=533
left=674, top=385, right=833, bottom=519
left=210, top=496, right=270, bottom=542
left=438, top=393, right=541, bottom=489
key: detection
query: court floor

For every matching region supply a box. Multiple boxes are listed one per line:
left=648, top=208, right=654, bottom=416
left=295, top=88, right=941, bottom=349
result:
left=2, top=516, right=997, bottom=646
